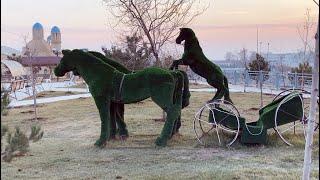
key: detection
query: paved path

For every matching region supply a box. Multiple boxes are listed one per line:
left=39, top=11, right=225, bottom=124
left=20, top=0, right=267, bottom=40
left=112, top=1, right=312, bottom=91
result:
left=9, top=93, right=92, bottom=107
left=8, top=86, right=283, bottom=108
left=8, top=80, right=313, bottom=108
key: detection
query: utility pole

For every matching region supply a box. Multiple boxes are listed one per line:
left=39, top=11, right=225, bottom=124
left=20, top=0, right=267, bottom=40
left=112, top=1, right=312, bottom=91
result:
left=267, top=42, right=270, bottom=61
left=243, top=48, right=247, bottom=93
left=256, top=27, right=259, bottom=54
left=256, top=26, right=263, bottom=108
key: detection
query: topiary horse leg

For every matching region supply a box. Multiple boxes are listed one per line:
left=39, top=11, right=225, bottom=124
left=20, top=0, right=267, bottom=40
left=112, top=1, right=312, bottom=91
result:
left=109, top=102, right=117, bottom=139
left=208, top=77, right=225, bottom=102
left=93, top=97, right=111, bottom=147
left=171, top=115, right=181, bottom=137
left=150, top=89, right=175, bottom=146
left=223, top=76, right=233, bottom=104
left=154, top=75, right=183, bottom=146
left=155, top=105, right=180, bottom=146
left=114, top=103, right=128, bottom=138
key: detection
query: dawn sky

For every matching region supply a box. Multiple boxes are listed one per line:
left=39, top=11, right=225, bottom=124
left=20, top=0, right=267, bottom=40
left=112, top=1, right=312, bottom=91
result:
left=1, top=0, right=318, bottom=60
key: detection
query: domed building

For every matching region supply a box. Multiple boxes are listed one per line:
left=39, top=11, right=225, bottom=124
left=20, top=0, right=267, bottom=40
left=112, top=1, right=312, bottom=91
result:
left=22, top=22, right=59, bottom=56
left=21, top=22, right=63, bottom=77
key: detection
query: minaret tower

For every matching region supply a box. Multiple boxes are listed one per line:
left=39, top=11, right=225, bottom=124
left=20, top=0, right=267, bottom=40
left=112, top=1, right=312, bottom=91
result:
left=50, top=26, right=61, bottom=52
left=32, top=22, right=44, bottom=40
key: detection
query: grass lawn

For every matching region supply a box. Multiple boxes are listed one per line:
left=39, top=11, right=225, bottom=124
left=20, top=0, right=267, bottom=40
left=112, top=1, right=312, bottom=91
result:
left=1, top=92, right=319, bottom=179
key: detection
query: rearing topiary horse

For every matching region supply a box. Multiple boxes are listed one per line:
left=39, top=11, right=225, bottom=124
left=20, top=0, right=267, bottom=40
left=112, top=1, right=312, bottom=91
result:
left=87, top=51, right=191, bottom=137
left=55, top=49, right=185, bottom=147
left=170, top=28, right=233, bottom=103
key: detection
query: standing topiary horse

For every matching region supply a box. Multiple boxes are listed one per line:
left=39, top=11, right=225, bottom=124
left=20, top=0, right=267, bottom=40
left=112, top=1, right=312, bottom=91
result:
left=170, top=28, right=233, bottom=103
left=55, top=49, right=186, bottom=147
left=70, top=50, right=129, bottom=139
left=87, top=51, right=190, bottom=136
left=88, top=51, right=130, bottom=139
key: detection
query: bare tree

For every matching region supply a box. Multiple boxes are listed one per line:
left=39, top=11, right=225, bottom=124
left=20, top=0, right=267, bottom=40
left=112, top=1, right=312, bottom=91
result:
left=103, top=0, right=208, bottom=66
left=224, top=51, right=238, bottom=62
left=238, top=48, right=248, bottom=69
left=303, top=1, right=318, bottom=178
left=297, top=9, right=315, bottom=89
left=238, top=48, right=248, bottom=92
left=102, top=33, right=152, bottom=71
left=297, top=8, right=315, bottom=63
left=22, top=35, right=38, bottom=121
left=279, top=54, right=288, bottom=87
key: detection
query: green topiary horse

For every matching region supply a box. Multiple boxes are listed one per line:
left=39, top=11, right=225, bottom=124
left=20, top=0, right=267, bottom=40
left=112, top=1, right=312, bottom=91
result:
left=170, top=28, right=233, bottom=103
left=86, top=51, right=190, bottom=137
left=87, top=51, right=130, bottom=139
left=55, top=49, right=186, bottom=147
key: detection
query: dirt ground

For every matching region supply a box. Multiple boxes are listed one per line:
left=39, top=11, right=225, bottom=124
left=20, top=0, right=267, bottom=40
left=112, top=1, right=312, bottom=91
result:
left=1, top=92, right=319, bottom=179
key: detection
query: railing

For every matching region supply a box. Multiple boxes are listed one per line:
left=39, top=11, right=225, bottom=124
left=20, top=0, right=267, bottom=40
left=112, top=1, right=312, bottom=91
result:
left=187, top=69, right=313, bottom=92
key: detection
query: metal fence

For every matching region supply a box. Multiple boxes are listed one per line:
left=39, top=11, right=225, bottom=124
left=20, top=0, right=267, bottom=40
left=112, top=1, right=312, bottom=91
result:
left=188, top=69, right=313, bottom=92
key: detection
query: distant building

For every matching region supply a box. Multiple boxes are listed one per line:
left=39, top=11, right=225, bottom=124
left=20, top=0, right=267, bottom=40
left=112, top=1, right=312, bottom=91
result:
left=21, top=22, right=63, bottom=76
left=261, top=52, right=316, bottom=68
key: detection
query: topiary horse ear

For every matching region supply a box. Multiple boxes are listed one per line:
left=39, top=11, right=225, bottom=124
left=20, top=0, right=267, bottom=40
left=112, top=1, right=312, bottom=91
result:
left=62, top=49, right=71, bottom=55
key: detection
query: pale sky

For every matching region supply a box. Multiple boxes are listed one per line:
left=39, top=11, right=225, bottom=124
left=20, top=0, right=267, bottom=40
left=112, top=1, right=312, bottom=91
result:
left=1, top=0, right=318, bottom=60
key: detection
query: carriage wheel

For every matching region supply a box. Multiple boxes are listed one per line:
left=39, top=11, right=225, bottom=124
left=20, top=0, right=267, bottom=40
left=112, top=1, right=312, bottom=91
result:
left=193, top=99, right=240, bottom=147
left=273, top=91, right=307, bottom=146
left=273, top=89, right=312, bottom=131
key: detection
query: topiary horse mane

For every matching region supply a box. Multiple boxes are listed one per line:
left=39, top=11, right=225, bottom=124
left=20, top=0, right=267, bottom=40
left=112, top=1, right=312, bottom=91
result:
left=85, top=51, right=190, bottom=138
left=55, top=49, right=187, bottom=147
left=89, top=51, right=132, bottom=74
left=170, top=28, right=233, bottom=103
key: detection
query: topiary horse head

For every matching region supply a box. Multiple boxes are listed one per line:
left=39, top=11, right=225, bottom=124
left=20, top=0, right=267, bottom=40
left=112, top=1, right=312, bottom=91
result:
left=55, top=49, right=186, bottom=147
left=170, top=28, right=233, bottom=104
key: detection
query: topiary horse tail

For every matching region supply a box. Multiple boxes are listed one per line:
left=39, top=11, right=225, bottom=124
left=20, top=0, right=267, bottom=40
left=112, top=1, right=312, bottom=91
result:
left=170, top=71, right=183, bottom=106
left=177, top=70, right=191, bottom=108
left=223, top=76, right=233, bottom=104
left=170, top=71, right=184, bottom=135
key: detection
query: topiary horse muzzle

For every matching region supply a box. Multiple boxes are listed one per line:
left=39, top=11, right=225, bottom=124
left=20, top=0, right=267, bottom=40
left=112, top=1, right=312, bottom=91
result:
left=54, top=63, right=73, bottom=77
left=176, top=35, right=184, bottom=44
left=72, top=70, right=80, bottom=76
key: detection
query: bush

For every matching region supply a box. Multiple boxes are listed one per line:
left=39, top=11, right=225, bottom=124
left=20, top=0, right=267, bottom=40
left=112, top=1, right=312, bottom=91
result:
left=1, top=124, right=8, bottom=150
left=29, top=124, right=44, bottom=142
left=1, top=88, right=10, bottom=116
left=1, top=124, right=8, bottom=139
left=2, top=125, right=44, bottom=162
left=3, top=126, right=29, bottom=162
left=291, top=61, right=312, bottom=74
left=288, top=61, right=312, bottom=86
left=102, top=33, right=152, bottom=71
left=248, top=53, right=270, bottom=84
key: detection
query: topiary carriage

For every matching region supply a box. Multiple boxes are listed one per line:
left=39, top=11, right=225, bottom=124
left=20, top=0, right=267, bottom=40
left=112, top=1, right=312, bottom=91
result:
left=193, top=89, right=318, bottom=146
